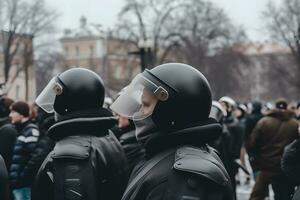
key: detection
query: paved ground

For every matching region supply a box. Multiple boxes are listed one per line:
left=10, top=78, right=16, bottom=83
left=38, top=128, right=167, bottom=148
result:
left=236, top=169, right=274, bottom=200
left=237, top=182, right=252, bottom=200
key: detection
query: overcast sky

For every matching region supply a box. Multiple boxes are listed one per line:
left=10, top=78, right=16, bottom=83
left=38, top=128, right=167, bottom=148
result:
left=46, top=0, right=283, bottom=42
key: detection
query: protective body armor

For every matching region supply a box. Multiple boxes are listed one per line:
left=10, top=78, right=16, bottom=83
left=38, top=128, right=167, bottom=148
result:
left=122, top=145, right=233, bottom=200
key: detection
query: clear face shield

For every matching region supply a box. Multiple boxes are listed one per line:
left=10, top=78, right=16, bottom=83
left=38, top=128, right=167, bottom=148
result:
left=35, top=77, right=64, bottom=113
left=110, top=74, right=169, bottom=121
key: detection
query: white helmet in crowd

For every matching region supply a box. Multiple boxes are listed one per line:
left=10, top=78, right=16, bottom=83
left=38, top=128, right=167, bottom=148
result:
left=219, top=96, right=237, bottom=108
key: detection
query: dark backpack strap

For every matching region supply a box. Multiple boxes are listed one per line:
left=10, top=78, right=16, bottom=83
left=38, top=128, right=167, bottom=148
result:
left=121, top=149, right=174, bottom=200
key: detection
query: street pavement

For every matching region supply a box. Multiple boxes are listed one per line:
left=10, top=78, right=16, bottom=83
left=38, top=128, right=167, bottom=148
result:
left=237, top=182, right=253, bottom=200
left=236, top=169, right=274, bottom=200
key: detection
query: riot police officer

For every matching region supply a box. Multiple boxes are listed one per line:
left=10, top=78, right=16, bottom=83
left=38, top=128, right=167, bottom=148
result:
left=32, top=67, right=129, bottom=200
left=111, top=63, right=233, bottom=200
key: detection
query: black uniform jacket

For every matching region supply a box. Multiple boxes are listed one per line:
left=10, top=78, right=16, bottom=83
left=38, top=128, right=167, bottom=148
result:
left=122, top=118, right=234, bottom=200
left=281, top=138, right=300, bottom=184
left=32, top=109, right=129, bottom=200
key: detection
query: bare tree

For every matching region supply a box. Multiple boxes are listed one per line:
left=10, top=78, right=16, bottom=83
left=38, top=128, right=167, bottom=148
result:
left=35, top=51, right=64, bottom=95
left=114, top=0, right=189, bottom=66
left=114, top=0, right=249, bottom=100
left=1, top=0, right=58, bottom=100
left=263, top=0, right=300, bottom=89
left=162, top=0, right=248, bottom=73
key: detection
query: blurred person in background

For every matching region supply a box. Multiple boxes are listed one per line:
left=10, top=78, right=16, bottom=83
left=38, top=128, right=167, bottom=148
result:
left=242, top=101, right=264, bottom=185
left=0, top=97, right=18, bottom=170
left=234, top=104, right=248, bottom=158
left=281, top=121, right=300, bottom=200
left=244, top=101, right=264, bottom=178
left=249, top=98, right=298, bottom=200
left=234, top=103, right=248, bottom=122
left=262, top=102, right=273, bottom=115
left=244, top=101, right=263, bottom=152
left=9, top=101, right=40, bottom=200
left=219, top=96, right=243, bottom=198
left=0, top=155, right=9, bottom=200
left=234, top=103, right=249, bottom=185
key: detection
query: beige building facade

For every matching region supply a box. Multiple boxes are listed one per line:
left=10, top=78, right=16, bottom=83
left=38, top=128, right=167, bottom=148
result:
left=60, top=16, right=140, bottom=97
left=0, top=32, right=36, bottom=103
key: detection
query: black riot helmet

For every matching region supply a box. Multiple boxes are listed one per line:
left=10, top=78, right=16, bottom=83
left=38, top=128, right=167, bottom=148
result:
left=36, top=67, right=105, bottom=115
left=111, top=63, right=212, bottom=131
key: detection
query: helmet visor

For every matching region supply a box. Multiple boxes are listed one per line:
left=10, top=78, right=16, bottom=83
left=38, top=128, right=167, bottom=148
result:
left=110, top=74, right=169, bottom=120
left=35, top=77, right=63, bottom=113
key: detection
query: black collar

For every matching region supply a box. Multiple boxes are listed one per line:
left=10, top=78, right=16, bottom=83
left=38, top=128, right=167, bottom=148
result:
left=144, top=118, right=222, bottom=158
left=48, top=108, right=117, bottom=141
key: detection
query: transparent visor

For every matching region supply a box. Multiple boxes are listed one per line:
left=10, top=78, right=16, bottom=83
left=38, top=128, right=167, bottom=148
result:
left=35, top=77, right=63, bottom=113
left=110, top=74, right=169, bottom=121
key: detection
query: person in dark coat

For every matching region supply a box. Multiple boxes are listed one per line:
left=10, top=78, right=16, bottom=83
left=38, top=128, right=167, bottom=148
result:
left=0, top=97, right=18, bottom=170
left=0, top=155, right=9, bottom=200
left=219, top=96, right=243, bottom=198
left=242, top=101, right=264, bottom=185
left=249, top=98, right=298, bottom=200
left=9, top=101, right=40, bottom=200
left=281, top=135, right=300, bottom=200
left=0, top=97, right=14, bottom=127
left=234, top=104, right=248, bottom=174
left=244, top=101, right=263, bottom=153
left=32, top=68, right=129, bottom=200
left=111, top=63, right=233, bottom=200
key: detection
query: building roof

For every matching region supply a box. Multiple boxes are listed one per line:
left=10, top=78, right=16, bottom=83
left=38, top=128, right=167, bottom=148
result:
left=61, top=16, right=104, bottom=40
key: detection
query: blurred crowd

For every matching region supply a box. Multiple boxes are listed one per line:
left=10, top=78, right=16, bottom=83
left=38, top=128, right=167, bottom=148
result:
left=0, top=65, right=299, bottom=200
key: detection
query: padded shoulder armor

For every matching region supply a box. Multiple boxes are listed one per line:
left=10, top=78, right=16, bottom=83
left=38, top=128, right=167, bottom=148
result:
left=173, top=146, right=230, bottom=186
left=51, top=137, right=90, bottom=160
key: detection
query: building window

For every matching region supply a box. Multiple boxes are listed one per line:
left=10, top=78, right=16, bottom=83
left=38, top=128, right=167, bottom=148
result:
left=113, top=65, right=127, bottom=80
left=75, top=46, right=80, bottom=57
left=65, top=46, right=69, bottom=57
left=113, top=65, right=122, bottom=79
left=90, top=45, right=94, bottom=57
left=16, top=85, right=20, bottom=100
